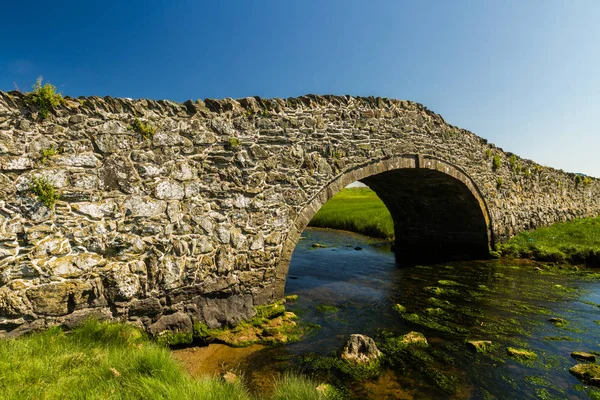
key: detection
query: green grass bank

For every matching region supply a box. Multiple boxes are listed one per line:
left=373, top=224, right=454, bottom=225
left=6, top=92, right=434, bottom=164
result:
left=0, top=320, right=340, bottom=400
left=499, top=216, right=600, bottom=266
left=308, top=187, right=394, bottom=239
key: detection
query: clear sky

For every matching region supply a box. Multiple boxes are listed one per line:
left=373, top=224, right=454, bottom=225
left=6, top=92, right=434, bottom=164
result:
left=2, top=1, right=599, bottom=176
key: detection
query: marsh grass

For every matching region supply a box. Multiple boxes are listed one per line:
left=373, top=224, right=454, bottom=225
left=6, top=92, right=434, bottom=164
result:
left=499, top=217, right=600, bottom=266
left=308, top=187, right=394, bottom=239
left=0, top=320, right=337, bottom=400
left=270, top=373, right=343, bottom=400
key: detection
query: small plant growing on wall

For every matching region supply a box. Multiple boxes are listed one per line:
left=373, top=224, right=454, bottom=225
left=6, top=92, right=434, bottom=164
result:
left=496, top=177, right=503, bottom=189
left=508, top=154, right=522, bottom=173
left=129, top=118, right=156, bottom=140
left=29, top=176, right=59, bottom=208
left=40, top=145, right=60, bottom=163
left=575, top=175, right=593, bottom=187
left=225, top=137, right=241, bottom=151
left=492, top=155, right=501, bottom=171
left=485, top=149, right=492, bottom=159
left=28, top=77, right=64, bottom=119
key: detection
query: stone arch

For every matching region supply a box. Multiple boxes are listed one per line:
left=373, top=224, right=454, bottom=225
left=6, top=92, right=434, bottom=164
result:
left=274, top=154, right=493, bottom=298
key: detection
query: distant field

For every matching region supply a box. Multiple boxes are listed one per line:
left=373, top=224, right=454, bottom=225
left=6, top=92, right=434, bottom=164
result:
left=308, top=187, right=394, bottom=239
left=500, top=216, right=600, bottom=266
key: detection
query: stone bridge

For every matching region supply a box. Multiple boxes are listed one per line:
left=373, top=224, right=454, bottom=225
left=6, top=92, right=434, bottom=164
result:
left=0, top=91, right=598, bottom=337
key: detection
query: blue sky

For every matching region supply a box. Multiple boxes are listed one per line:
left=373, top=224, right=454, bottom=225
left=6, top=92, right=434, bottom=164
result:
left=2, top=1, right=599, bottom=176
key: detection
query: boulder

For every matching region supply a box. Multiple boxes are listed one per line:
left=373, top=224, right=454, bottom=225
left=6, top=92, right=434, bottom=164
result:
left=571, top=351, right=596, bottom=362
left=466, top=340, right=492, bottom=353
left=340, top=334, right=382, bottom=364
left=570, top=363, right=600, bottom=386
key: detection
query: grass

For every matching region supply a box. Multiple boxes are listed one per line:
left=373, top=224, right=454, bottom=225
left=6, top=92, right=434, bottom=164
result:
left=270, top=373, right=343, bottom=400
left=308, top=187, right=394, bottom=239
left=499, top=217, right=600, bottom=266
left=0, top=320, right=339, bottom=400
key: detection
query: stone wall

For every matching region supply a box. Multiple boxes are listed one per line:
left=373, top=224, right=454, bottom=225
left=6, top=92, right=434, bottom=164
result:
left=0, top=91, right=598, bottom=337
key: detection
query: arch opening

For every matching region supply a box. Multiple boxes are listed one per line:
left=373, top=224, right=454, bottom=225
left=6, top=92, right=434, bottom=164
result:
left=274, top=155, right=492, bottom=299
left=362, top=168, right=490, bottom=264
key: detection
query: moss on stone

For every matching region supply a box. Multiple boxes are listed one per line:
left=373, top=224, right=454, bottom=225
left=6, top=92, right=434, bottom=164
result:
left=392, top=303, right=406, bottom=313
left=466, top=340, right=493, bottom=353
left=191, top=301, right=301, bottom=347
left=506, top=347, right=538, bottom=362
left=29, top=176, right=59, bottom=208
left=129, top=117, right=156, bottom=140
left=284, top=294, right=298, bottom=302
left=155, top=330, right=194, bottom=347
left=570, top=363, right=600, bottom=386
left=548, top=317, right=568, bottom=327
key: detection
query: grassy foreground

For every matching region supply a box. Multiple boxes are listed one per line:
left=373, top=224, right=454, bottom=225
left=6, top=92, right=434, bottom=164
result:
left=499, top=217, right=600, bottom=266
left=0, top=320, right=339, bottom=400
left=308, top=187, right=394, bottom=239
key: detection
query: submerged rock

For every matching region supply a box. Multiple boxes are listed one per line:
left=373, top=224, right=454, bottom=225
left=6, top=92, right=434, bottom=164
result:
left=402, top=331, right=428, bottom=347
left=340, top=334, right=382, bottom=364
left=392, top=303, right=406, bottom=313
left=570, top=363, right=600, bottom=386
left=571, top=351, right=597, bottom=362
left=506, top=347, right=538, bottom=361
left=466, top=340, right=493, bottom=353
left=548, top=317, right=568, bottom=327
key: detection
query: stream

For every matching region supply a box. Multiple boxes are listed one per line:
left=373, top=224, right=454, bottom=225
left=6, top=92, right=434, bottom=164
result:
left=175, top=227, right=600, bottom=399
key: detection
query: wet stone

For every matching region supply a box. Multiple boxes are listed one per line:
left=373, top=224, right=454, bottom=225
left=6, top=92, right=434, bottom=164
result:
left=340, top=334, right=382, bottom=365
left=571, top=351, right=596, bottom=362
left=570, top=364, right=600, bottom=386
left=467, top=340, right=493, bottom=353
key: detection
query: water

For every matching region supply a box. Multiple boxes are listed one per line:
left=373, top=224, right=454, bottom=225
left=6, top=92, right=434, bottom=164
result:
left=182, top=228, right=600, bottom=399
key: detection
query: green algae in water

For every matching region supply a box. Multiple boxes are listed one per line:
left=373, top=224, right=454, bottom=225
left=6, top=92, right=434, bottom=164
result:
left=548, top=317, right=569, bottom=327
left=400, top=312, right=468, bottom=335
left=437, top=279, right=462, bottom=286
left=425, top=307, right=445, bottom=316
left=316, top=305, right=339, bottom=314
left=427, top=297, right=453, bottom=309
left=542, top=336, right=579, bottom=342
left=423, top=286, right=460, bottom=296
left=284, top=228, right=600, bottom=399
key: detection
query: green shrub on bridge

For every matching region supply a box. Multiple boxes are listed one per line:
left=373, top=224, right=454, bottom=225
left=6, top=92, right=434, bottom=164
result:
left=28, top=77, right=64, bottom=119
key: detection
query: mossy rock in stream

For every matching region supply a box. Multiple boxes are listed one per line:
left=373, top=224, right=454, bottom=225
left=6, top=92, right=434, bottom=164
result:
left=506, top=347, right=538, bottom=362
left=466, top=340, right=493, bottom=353
left=548, top=317, right=569, bottom=327
left=570, top=364, right=600, bottom=386
left=392, top=303, right=407, bottom=313
left=192, top=301, right=302, bottom=347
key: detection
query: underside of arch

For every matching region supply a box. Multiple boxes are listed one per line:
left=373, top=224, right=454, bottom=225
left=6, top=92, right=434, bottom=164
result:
left=274, top=155, right=493, bottom=298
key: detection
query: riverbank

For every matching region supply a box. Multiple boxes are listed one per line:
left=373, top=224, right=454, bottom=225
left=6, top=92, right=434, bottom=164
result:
left=308, top=187, right=394, bottom=239
left=0, top=319, right=341, bottom=400
left=499, top=216, right=600, bottom=266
